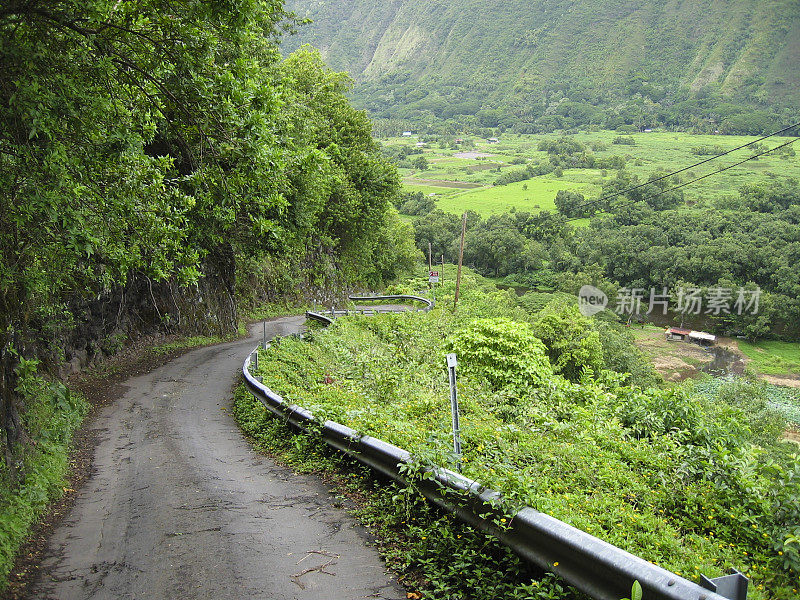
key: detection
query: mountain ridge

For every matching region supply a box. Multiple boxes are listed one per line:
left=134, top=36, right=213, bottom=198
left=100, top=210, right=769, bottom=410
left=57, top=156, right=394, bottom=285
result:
left=283, top=0, right=800, bottom=133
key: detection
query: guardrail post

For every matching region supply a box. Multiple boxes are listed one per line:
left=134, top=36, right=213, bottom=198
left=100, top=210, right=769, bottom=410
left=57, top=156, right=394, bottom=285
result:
left=701, top=570, right=749, bottom=600
left=262, top=321, right=267, bottom=350
left=447, top=353, right=462, bottom=472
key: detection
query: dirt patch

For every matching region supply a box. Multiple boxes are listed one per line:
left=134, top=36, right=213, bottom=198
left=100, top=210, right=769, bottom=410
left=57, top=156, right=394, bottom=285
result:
left=649, top=355, right=700, bottom=382
left=466, top=163, right=503, bottom=172
left=762, top=374, right=800, bottom=389
left=453, top=151, right=495, bottom=159
left=633, top=329, right=715, bottom=381
left=406, top=178, right=484, bottom=189
left=783, top=428, right=800, bottom=444
left=634, top=330, right=800, bottom=388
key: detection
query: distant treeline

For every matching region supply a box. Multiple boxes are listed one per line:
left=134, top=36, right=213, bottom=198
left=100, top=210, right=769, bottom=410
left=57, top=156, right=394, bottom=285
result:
left=406, top=178, right=800, bottom=341
left=371, top=92, right=793, bottom=139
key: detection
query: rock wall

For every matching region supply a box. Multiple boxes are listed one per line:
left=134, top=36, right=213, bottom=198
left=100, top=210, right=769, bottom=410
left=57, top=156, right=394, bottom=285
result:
left=54, top=251, right=238, bottom=378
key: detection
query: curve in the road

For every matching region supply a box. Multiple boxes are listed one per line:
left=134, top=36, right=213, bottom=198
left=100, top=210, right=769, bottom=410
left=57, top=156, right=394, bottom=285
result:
left=28, top=317, right=405, bottom=600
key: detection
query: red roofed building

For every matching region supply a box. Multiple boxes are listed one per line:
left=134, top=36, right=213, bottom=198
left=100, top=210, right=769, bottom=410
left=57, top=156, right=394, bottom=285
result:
left=666, top=327, right=691, bottom=341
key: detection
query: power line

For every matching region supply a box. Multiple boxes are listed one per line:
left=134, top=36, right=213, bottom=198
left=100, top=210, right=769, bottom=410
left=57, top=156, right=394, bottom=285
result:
left=566, top=120, right=800, bottom=216
left=566, top=136, right=798, bottom=222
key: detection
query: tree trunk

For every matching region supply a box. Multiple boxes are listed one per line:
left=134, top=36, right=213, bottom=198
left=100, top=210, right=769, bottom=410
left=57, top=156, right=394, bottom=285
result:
left=0, top=333, right=24, bottom=479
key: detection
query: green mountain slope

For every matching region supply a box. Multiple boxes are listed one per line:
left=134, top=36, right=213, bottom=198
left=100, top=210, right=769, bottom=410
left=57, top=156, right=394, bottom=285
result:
left=283, top=0, right=800, bottom=133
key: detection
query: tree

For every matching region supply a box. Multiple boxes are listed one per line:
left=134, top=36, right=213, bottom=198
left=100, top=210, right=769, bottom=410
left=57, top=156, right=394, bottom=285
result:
left=554, top=190, right=590, bottom=218
left=1, top=0, right=284, bottom=460
left=0, top=3, right=408, bottom=465
left=399, top=191, right=436, bottom=215
left=531, top=300, right=604, bottom=381
left=640, top=173, right=684, bottom=211
left=413, top=209, right=463, bottom=262
left=277, top=47, right=403, bottom=285
left=411, top=155, right=429, bottom=170
left=462, top=215, right=528, bottom=277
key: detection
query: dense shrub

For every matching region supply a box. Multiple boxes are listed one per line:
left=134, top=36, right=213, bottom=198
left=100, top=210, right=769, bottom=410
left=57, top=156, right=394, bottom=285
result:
left=248, top=267, right=799, bottom=599
left=447, top=318, right=554, bottom=392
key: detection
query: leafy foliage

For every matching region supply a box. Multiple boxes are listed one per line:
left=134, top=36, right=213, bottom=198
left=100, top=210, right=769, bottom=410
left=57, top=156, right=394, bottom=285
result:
left=412, top=177, right=800, bottom=340
left=530, top=300, right=604, bottom=381
left=250, top=267, right=800, bottom=599
left=447, top=318, right=554, bottom=392
left=0, top=1, right=415, bottom=581
left=0, top=374, right=87, bottom=583
left=0, top=0, right=412, bottom=457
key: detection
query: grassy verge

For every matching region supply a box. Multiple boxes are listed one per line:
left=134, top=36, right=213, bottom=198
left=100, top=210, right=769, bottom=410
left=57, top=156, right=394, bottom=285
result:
left=243, top=300, right=313, bottom=323
left=147, top=330, right=245, bottom=358
left=0, top=379, right=88, bottom=587
left=232, top=383, right=576, bottom=600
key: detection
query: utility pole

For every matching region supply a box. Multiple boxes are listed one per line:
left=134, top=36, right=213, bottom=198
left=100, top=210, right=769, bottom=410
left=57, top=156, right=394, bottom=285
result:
left=454, top=212, right=467, bottom=312
left=428, top=242, right=433, bottom=298
left=428, top=242, right=433, bottom=273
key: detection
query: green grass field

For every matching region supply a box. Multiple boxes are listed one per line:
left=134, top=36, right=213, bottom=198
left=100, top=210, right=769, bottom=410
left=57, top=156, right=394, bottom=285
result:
left=738, top=340, right=800, bottom=376
left=402, top=184, right=463, bottom=196
left=435, top=176, right=598, bottom=215
left=390, top=130, right=800, bottom=218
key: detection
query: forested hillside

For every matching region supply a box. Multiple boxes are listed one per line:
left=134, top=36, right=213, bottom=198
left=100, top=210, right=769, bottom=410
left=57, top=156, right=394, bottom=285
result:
left=283, top=0, right=800, bottom=134
left=0, top=0, right=417, bottom=579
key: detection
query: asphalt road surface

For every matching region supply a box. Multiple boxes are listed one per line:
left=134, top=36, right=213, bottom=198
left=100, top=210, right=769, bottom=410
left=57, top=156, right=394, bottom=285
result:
left=29, top=317, right=406, bottom=600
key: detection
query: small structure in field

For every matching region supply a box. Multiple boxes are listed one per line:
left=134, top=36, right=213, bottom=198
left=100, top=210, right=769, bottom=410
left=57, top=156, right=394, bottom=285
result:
left=665, top=328, right=716, bottom=345
left=688, top=330, right=716, bottom=345
left=487, top=137, right=499, bottom=144
left=402, top=131, right=413, bottom=137
left=666, top=327, right=691, bottom=341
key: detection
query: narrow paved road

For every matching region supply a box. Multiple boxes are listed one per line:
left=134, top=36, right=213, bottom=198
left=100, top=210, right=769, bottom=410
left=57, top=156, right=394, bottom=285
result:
left=29, top=317, right=406, bottom=600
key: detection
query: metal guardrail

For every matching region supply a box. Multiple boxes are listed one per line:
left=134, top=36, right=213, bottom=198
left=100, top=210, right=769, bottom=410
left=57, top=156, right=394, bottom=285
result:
left=306, top=294, right=434, bottom=324
left=348, top=294, right=435, bottom=311
left=242, top=343, right=733, bottom=600
left=305, top=311, right=335, bottom=325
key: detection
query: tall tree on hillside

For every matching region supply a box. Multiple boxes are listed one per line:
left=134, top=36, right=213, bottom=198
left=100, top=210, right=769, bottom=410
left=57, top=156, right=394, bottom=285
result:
left=2, top=0, right=292, bottom=464
left=1, top=1, right=406, bottom=467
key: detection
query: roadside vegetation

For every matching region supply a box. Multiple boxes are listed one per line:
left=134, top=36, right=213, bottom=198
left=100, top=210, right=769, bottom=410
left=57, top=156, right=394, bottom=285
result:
left=234, top=383, right=553, bottom=600
left=0, top=2, right=418, bottom=588
left=0, top=377, right=87, bottom=584
left=242, top=267, right=800, bottom=600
